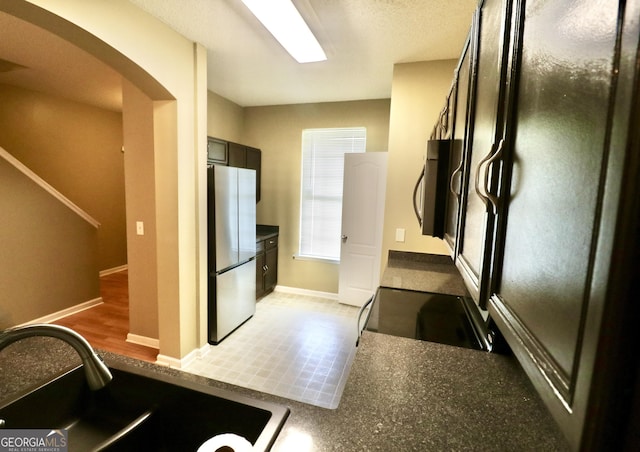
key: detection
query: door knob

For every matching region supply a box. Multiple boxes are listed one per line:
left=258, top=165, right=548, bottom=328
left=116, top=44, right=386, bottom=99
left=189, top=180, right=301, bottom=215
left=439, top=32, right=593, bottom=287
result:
left=341, top=235, right=348, bottom=243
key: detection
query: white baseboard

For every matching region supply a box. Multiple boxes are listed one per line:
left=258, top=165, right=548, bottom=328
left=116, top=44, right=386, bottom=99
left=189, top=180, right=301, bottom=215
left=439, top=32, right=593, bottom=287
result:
left=197, top=342, right=212, bottom=357
left=20, top=298, right=103, bottom=326
left=155, top=347, right=199, bottom=369
left=197, top=342, right=220, bottom=360
left=126, top=333, right=159, bottom=349
left=99, top=265, right=128, bottom=277
left=274, top=285, right=338, bottom=300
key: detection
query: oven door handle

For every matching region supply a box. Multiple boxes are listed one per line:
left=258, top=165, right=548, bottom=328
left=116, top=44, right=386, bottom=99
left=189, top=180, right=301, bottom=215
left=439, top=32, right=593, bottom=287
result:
left=356, top=293, right=376, bottom=347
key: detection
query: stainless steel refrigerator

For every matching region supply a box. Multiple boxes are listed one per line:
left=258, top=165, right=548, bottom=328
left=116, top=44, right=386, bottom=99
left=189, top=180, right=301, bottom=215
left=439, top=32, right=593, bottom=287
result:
left=208, top=165, right=256, bottom=344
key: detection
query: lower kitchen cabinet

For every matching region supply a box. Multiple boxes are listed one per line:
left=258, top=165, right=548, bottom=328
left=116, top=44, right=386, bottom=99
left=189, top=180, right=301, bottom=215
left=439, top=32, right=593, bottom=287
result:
left=256, top=234, right=278, bottom=299
left=264, top=238, right=277, bottom=293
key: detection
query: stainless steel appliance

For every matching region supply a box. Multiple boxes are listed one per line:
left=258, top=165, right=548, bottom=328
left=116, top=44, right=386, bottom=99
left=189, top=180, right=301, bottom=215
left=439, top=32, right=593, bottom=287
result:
left=208, top=165, right=256, bottom=344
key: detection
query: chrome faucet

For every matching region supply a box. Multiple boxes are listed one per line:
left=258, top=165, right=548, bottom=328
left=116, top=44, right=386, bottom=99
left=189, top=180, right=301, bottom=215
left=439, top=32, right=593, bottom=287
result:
left=0, top=324, right=112, bottom=390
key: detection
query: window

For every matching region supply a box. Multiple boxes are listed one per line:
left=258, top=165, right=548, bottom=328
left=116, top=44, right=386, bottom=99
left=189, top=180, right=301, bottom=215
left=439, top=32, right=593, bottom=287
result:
left=298, top=127, right=366, bottom=261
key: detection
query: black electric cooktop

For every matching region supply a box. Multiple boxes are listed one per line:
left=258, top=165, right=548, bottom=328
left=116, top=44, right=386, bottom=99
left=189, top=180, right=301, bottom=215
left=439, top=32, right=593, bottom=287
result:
left=364, top=287, right=487, bottom=350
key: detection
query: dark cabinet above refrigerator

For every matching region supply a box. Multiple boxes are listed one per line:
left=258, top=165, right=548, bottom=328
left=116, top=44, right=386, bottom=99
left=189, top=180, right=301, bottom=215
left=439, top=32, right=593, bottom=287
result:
left=207, top=136, right=261, bottom=202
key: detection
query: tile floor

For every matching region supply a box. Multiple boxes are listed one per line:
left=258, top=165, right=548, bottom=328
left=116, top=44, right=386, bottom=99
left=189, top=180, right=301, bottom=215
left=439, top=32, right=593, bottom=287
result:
left=182, top=290, right=361, bottom=409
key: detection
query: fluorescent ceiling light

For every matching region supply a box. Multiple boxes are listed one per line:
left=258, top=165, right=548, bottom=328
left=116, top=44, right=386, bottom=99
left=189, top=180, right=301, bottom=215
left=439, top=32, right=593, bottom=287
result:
left=241, top=0, right=327, bottom=63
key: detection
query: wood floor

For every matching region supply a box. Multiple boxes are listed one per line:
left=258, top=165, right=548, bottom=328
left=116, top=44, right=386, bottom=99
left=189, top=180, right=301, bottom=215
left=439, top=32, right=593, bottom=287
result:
left=53, top=270, right=158, bottom=363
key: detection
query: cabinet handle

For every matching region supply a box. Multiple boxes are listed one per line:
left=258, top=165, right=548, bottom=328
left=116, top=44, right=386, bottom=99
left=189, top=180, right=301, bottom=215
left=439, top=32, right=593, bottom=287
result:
left=474, top=139, right=504, bottom=212
left=449, top=151, right=464, bottom=198
left=484, top=138, right=505, bottom=212
left=440, top=105, right=449, bottom=134
left=474, top=145, right=493, bottom=208
left=412, top=168, right=425, bottom=223
left=356, top=294, right=375, bottom=347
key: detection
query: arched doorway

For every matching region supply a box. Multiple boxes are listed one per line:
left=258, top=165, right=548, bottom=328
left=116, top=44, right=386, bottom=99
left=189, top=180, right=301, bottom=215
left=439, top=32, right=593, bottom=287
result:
left=0, top=0, right=208, bottom=362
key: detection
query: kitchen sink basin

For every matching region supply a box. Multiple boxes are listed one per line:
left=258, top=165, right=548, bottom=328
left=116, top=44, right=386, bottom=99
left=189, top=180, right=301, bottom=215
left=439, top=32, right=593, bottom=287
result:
left=0, top=362, right=289, bottom=451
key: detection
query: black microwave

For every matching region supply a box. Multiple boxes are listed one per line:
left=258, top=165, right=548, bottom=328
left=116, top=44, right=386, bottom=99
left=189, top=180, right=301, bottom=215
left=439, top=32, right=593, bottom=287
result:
left=413, top=139, right=452, bottom=238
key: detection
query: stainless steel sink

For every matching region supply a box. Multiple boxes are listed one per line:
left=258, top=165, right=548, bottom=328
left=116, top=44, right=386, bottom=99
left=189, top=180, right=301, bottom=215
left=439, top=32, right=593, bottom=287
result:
left=0, top=362, right=289, bottom=451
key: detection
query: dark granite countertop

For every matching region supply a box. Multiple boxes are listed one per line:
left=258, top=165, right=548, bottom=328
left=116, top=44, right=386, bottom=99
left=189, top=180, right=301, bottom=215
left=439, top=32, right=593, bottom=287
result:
left=257, top=224, right=279, bottom=242
left=381, top=251, right=470, bottom=296
left=0, top=333, right=570, bottom=451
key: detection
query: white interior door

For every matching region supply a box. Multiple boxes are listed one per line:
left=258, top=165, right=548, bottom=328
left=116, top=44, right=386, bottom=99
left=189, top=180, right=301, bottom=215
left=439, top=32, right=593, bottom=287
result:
left=339, top=152, right=388, bottom=307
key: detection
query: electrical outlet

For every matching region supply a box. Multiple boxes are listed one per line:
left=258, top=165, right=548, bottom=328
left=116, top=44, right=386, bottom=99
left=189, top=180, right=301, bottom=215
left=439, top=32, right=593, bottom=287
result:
left=136, top=221, right=144, bottom=236
left=395, top=228, right=405, bottom=242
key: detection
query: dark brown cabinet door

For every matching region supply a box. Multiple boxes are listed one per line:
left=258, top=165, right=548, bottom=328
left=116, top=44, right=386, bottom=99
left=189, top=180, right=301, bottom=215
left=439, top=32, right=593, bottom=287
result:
left=264, top=238, right=278, bottom=293
left=246, top=147, right=261, bottom=202
left=207, top=137, right=228, bottom=165
left=487, top=0, right=630, bottom=447
left=227, top=142, right=246, bottom=167
left=255, top=236, right=277, bottom=299
left=255, top=248, right=266, bottom=299
left=455, top=0, right=512, bottom=307
left=228, top=142, right=261, bottom=202
left=443, top=35, right=472, bottom=254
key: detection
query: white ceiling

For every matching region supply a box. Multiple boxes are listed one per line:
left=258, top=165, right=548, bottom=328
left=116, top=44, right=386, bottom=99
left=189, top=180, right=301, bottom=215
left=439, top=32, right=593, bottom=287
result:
left=0, top=0, right=476, bottom=110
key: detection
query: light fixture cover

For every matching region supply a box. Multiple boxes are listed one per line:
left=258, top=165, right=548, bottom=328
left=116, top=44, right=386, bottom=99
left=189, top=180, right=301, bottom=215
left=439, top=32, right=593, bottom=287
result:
left=241, top=0, right=327, bottom=63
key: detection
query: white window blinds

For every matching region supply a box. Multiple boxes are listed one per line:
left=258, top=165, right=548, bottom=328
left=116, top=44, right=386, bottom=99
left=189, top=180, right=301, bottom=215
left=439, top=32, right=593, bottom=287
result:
left=299, top=127, right=366, bottom=261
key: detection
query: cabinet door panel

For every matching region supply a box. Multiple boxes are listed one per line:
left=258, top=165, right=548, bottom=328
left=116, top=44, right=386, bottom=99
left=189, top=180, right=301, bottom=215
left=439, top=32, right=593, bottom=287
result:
left=255, top=249, right=265, bottom=299
left=444, top=36, right=472, bottom=253
left=246, top=147, right=261, bottom=202
left=456, top=0, right=511, bottom=306
left=265, top=246, right=278, bottom=292
left=228, top=142, right=246, bottom=167
left=207, top=137, right=228, bottom=165
left=488, top=0, right=620, bottom=447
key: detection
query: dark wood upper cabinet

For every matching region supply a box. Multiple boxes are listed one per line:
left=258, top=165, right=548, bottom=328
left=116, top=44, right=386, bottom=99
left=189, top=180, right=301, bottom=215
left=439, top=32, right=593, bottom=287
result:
left=486, top=0, right=638, bottom=448
left=245, top=147, right=261, bottom=203
left=455, top=0, right=512, bottom=308
left=443, top=34, right=472, bottom=255
left=207, top=137, right=228, bottom=165
left=227, top=141, right=246, bottom=167
left=209, top=138, right=261, bottom=202
left=440, top=0, right=640, bottom=448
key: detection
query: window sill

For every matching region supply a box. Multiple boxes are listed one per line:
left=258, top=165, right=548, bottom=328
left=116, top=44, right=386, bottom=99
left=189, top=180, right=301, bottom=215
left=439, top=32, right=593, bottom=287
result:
left=293, top=254, right=339, bottom=264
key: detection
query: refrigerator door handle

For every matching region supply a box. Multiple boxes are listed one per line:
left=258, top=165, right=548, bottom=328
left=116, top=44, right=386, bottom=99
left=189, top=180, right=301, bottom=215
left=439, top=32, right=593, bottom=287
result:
left=216, top=256, right=256, bottom=276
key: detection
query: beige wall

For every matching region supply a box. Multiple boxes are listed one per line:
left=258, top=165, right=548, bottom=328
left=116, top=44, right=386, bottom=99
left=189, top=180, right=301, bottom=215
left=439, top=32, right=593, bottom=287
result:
left=0, top=84, right=126, bottom=272
left=0, top=153, right=99, bottom=327
left=122, top=80, right=158, bottom=340
left=208, top=78, right=458, bottom=295
left=242, top=100, right=391, bottom=294
left=207, top=62, right=456, bottom=294
left=207, top=90, right=244, bottom=143
left=3, top=0, right=457, bottom=358
left=382, top=60, right=457, bottom=271
left=10, top=0, right=207, bottom=360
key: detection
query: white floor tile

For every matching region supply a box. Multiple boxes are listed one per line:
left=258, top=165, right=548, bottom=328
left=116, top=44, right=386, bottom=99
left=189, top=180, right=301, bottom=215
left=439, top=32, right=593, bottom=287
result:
left=182, top=290, right=360, bottom=409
